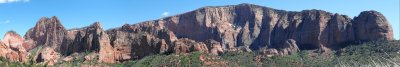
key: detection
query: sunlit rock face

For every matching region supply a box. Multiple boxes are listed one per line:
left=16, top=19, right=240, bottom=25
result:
left=24, top=16, right=67, bottom=51
left=0, top=31, right=28, bottom=62
left=104, top=3, right=393, bottom=61
left=2, top=31, right=25, bottom=49
left=353, top=11, right=393, bottom=41
left=113, top=3, right=391, bottom=51
left=0, top=3, right=392, bottom=64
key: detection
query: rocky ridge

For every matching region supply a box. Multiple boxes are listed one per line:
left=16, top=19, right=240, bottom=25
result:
left=0, top=3, right=393, bottom=65
left=0, top=31, right=28, bottom=62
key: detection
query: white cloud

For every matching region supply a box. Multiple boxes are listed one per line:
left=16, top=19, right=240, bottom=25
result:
left=0, top=0, right=29, bottom=4
left=162, top=12, right=169, bottom=16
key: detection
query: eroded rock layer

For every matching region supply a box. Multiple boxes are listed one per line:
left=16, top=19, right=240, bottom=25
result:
left=0, top=3, right=393, bottom=64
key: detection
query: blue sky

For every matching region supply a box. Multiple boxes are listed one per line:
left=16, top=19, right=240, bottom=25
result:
left=0, top=0, right=399, bottom=40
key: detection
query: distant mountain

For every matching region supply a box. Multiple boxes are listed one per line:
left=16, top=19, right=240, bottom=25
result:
left=0, top=3, right=393, bottom=65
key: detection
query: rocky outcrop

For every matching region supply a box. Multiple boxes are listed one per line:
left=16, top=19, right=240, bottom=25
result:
left=0, top=31, right=28, bottom=62
left=258, top=39, right=299, bottom=57
left=205, top=40, right=224, bottom=55
left=35, top=47, right=60, bottom=66
left=93, top=23, right=116, bottom=63
left=0, top=3, right=393, bottom=64
left=24, top=16, right=67, bottom=51
left=0, top=41, right=15, bottom=60
left=107, top=23, right=214, bottom=61
left=102, top=3, right=393, bottom=61
left=2, top=31, right=25, bottom=49
left=353, top=11, right=393, bottom=41
left=124, top=4, right=393, bottom=51
left=61, top=22, right=115, bottom=63
left=107, top=24, right=171, bottom=61
left=279, top=39, right=300, bottom=55
left=172, top=38, right=209, bottom=54
left=0, top=41, right=7, bottom=56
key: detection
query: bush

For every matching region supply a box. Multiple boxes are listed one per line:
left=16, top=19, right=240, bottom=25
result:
left=219, top=51, right=257, bottom=67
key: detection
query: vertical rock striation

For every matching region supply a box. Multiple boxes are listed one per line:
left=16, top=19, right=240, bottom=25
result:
left=0, top=3, right=392, bottom=64
left=24, top=16, right=67, bottom=51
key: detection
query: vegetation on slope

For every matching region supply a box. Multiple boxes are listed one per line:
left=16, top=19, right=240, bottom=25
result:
left=0, top=40, right=399, bottom=67
left=111, top=40, right=400, bottom=67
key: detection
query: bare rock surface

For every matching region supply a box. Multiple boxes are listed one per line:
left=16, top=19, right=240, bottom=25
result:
left=0, top=31, right=28, bottom=62
left=24, top=16, right=67, bottom=51
left=0, top=3, right=393, bottom=64
left=2, top=31, right=25, bottom=49
left=102, top=4, right=393, bottom=59
left=35, top=47, right=60, bottom=66
left=353, top=11, right=393, bottom=41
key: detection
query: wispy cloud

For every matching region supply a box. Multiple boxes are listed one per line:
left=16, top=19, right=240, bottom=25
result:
left=0, top=0, right=30, bottom=4
left=162, top=12, right=169, bottom=16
